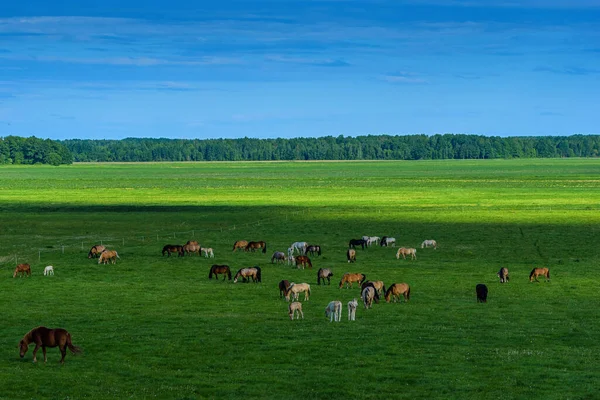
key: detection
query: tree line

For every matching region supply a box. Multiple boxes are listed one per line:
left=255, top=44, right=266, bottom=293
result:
left=1, top=134, right=599, bottom=165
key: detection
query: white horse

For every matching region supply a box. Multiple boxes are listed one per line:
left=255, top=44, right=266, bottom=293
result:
left=347, top=299, right=358, bottom=321
left=290, top=242, right=308, bottom=255
left=287, top=255, right=295, bottom=266
left=202, top=247, right=215, bottom=258
left=325, top=301, right=342, bottom=322
left=367, top=236, right=380, bottom=246
left=382, top=237, right=396, bottom=247
left=288, top=302, right=304, bottom=320
left=43, top=266, right=54, bottom=276
left=421, top=240, right=437, bottom=249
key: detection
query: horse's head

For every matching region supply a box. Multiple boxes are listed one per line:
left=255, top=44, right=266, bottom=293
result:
left=18, top=340, right=28, bottom=358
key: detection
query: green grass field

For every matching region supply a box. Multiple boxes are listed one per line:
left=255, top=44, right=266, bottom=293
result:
left=0, top=159, right=599, bottom=399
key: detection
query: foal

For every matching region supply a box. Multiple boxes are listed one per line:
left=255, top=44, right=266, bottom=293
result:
left=43, top=266, right=54, bottom=276
left=325, top=301, right=342, bottom=322
left=347, top=299, right=358, bottom=321
left=288, top=302, right=304, bottom=320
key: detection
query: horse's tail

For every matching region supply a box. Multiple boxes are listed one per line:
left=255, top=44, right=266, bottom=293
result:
left=382, top=284, right=387, bottom=295
left=66, top=333, right=82, bottom=355
left=406, top=286, right=411, bottom=301
left=208, top=267, right=213, bottom=279
left=256, top=267, right=262, bottom=283
left=318, top=247, right=322, bottom=256
left=529, top=268, right=535, bottom=280
left=262, top=243, right=267, bottom=253
left=547, top=269, right=550, bottom=280
left=307, top=259, right=312, bottom=269
left=308, top=285, right=311, bottom=296
left=115, top=251, right=120, bottom=259
left=361, top=274, right=366, bottom=284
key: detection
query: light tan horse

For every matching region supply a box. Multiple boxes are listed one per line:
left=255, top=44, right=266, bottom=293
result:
left=396, top=247, right=417, bottom=260
left=202, top=247, right=214, bottom=258
left=529, top=267, right=550, bottom=283
left=362, top=280, right=386, bottom=297
left=232, top=240, right=248, bottom=252
left=338, top=273, right=366, bottom=289
left=385, top=283, right=411, bottom=303
left=98, top=250, right=119, bottom=264
left=13, top=263, right=31, bottom=278
left=285, top=283, right=311, bottom=301
left=183, top=242, right=201, bottom=256
left=361, top=286, right=376, bottom=309
left=288, top=302, right=304, bottom=320
left=421, top=240, right=437, bottom=249
left=347, top=249, right=356, bottom=263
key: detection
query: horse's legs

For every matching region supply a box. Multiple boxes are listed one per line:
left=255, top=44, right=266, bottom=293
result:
left=42, top=346, right=47, bottom=363
left=59, top=345, right=67, bottom=363
left=32, top=344, right=41, bottom=363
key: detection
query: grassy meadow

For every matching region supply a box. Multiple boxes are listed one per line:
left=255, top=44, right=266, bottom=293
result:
left=0, top=159, right=599, bottom=399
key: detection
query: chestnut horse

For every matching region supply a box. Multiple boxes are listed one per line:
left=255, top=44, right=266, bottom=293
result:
left=295, top=255, right=312, bottom=269
left=162, top=244, right=184, bottom=257
left=245, top=241, right=267, bottom=254
left=529, top=268, right=550, bottom=283
left=19, top=326, right=81, bottom=363
left=317, top=268, right=333, bottom=285
left=183, top=242, right=201, bottom=256
left=233, top=267, right=262, bottom=283
left=209, top=265, right=232, bottom=280
left=98, top=250, right=120, bottom=264
left=87, top=245, right=106, bottom=259
left=13, top=263, right=31, bottom=278
left=279, top=279, right=291, bottom=298
left=232, top=240, right=249, bottom=252
left=385, top=283, right=411, bottom=303
left=339, top=273, right=366, bottom=289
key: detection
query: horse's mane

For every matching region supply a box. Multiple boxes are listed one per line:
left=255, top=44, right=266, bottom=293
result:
left=21, top=326, right=43, bottom=343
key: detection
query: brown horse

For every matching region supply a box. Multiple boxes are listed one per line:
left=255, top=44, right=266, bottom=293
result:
left=98, top=250, right=120, bottom=264
left=87, top=245, right=106, bottom=259
left=306, top=245, right=322, bottom=256
left=339, top=273, right=366, bottom=289
left=295, top=255, right=312, bottom=269
left=385, top=283, right=411, bottom=303
left=245, top=241, right=267, bottom=254
left=19, top=326, right=81, bottom=363
left=13, top=263, right=31, bottom=278
left=497, top=267, right=509, bottom=283
left=183, top=242, right=201, bottom=256
left=529, top=267, right=550, bottom=283
left=162, top=244, right=184, bottom=257
left=317, top=268, right=333, bottom=285
left=209, top=265, right=232, bottom=280
left=232, top=240, right=249, bottom=252
left=279, top=279, right=291, bottom=298
left=233, top=267, right=262, bottom=283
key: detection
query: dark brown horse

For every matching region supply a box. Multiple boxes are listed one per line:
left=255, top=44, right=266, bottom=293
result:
left=306, top=245, right=322, bottom=256
left=87, top=245, right=106, bottom=259
left=317, top=268, right=333, bottom=285
left=232, top=240, right=249, bottom=252
left=245, top=241, right=267, bottom=254
left=295, top=255, right=312, bottom=269
left=208, top=265, right=232, bottom=280
left=529, top=267, right=550, bottom=283
left=476, top=284, right=488, bottom=302
left=13, top=263, right=31, bottom=278
left=279, top=279, right=291, bottom=298
left=19, top=326, right=81, bottom=363
left=162, top=244, right=184, bottom=257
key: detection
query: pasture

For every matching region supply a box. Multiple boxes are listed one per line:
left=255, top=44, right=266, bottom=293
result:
left=0, top=159, right=599, bottom=399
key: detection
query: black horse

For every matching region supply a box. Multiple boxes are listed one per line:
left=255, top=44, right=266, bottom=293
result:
left=476, top=284, right=488, bottom=303
left=349, top=239, right=367, bottom=250
left=306, top=245, right=322, bottom=256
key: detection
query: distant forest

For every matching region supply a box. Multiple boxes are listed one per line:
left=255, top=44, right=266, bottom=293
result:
left=1, top=134, right=600, bottom=165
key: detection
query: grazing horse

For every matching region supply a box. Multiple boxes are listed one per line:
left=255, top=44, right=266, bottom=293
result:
left=497, top=267, right=509, bottom=283
left=279, top=280, right=291, bottom=299
left=98, top=250, right=119, bottom=264
left=285, top=283, right=311, bottom=301
left=232, top=240, right=249, bottom=252
left=185, top=240, right=199, bottom=246
left=245, top=241, right=267, bottom=254
left=325, top=301, right=343, bottom=322
left=87, top=245, right=106, bottom=259
left=13, top=263, right=31, bottom=278
left=363, top=236, right=380, bottom=247
left=271, top=251, right=286, bottom=264
left=287, top=255, right=295, bottom=266
left=290, top=242, right=308, bottom=255
left=43, top=266, right=54, bottom=276
left=385, top=283, right=411, bottom=303
left=339, top=273, right=366, bottom=289
left=295, top=255, right=312, bottom=269
left=202, top=248, right=215, bottom=258
left=208, top=265, right=232, bottom=281
left=362, top=286, right=376, bottom=309
left=362, top=280, right=386, bottom=297
left=317, top=268, right=334, bottom=285
left=396, top=247, right=417, bottom=260
left=421, top=240, right=437, bottom=249
left=476, top=284, right=488, bottom=303
left=349, top=239, right=367, bottom=250
left=288, top=302, right=304, bottom=320
left=19, top=326, right=81, bottom=364
left=162, top=244, right=184, bottom=257
left=233, top=267, right=262, bottom=283
left=306, top=245, right=322, bottom=256
left=183, top=242, right=201, bottom=256
left=529, top=268, right=550, bottom=283
left=380, top=237, right=396, bottom=247
left=347, top=249, right=356, bottom=263
left=348, top=299, right=358, bottom=321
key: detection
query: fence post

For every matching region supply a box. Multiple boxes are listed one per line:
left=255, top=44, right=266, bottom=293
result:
left=193, top=230, right=195, bottom=237
left=81, top=242, right=84, bottom=250
left=123, top=238, right=125, bottom=246
left=39, top=251, right=41, bottom=261
left=62, top=246, right=64, bottom=254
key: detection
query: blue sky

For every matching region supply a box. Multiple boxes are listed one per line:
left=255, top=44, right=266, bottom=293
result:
left=0, top=0, right=598, bottom=140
